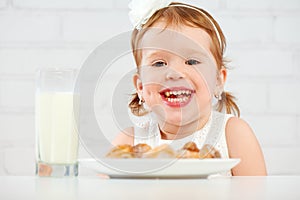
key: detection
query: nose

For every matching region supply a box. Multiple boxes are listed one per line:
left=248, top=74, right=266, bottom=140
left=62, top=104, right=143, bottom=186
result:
left=165, top=68, right=185, bottom=80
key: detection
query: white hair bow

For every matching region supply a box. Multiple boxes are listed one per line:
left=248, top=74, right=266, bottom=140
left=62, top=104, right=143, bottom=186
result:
left=128, top=0, right=172, bottom=30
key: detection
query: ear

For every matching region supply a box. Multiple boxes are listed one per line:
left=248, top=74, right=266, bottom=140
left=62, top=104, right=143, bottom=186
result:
left=218, top=67, right=227, bottom=86
left=214, top=67, right=227, bottom=95
left=133, top=73, right=143, bottom=94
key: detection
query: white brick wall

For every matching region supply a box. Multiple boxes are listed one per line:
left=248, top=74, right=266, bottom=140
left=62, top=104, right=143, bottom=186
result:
left=227, top=0, right=300, bottom=11
left=246, top=114, right=298, bottom=147
left=269, top=82, right=300, bottom=114
left=0, top=78, right=35, bottom=109
left=0, top=13, right=60, bottom=42
left=62, top=11, right=131, bottom=42
left=275, top=16, right=300, bottom=44
left=227, top=49, right=295, bottom=77
left=296, top=52, right=300, bottom=79
left=3, top=147, right=35, bottom=175
left=0, top=48, right=90, bottom=74
left=0, top=0, right=7, bottom=8
left=273, top=0, right=300, bottom=10
left=0, top=0, right=300, bottom=176
left=226, top=81, right=269, bottom=114
left=226, top=0, right=273, bottom=10
left=218, top=15, right=273, bottom=44
left=0, top=113, right=34, bottom=141
left=12, top=0, right=114, bottom=9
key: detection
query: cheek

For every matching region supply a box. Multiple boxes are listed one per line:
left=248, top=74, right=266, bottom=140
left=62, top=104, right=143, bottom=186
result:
left=190, top=67, right=217, bottom=97
left=188, top=72, right=214, bottom=108
left=142, top=84, right=161, bottom=104
left=139, top=66, right=166, bottom=85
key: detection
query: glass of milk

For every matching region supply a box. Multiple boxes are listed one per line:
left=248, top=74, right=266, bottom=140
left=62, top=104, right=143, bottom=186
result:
left=35, top=68, right=79, bottom=177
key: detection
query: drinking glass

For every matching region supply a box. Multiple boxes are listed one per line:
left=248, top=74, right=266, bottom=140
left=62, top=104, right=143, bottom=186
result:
left=35, top=68, right=79, bottom=177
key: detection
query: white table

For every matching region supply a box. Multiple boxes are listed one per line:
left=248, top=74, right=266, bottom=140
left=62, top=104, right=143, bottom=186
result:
left=0, top=176, right=299, bottom=200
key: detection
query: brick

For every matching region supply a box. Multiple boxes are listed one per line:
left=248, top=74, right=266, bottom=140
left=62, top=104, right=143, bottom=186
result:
left=226, top=49, right=294, bottom=77
left=263, top=147, right=300, bottom=175
left=0, top=13, right=60, bottom=42
left=62, top=11, right=132, bottom=42
left=227, top=0, right=300, bottom=11
left=0, top=48, right=90, bottom=75
left=218, top=16, right=273, bottom=44
left=0, top=113, right=35, bottom=141
left=0, top=150, right=6, bottom=175
left=225, top=81, right=268, bottom=114
left=298, top=116, right=300, bottom=141
left=0, top=0, right=7, bottom=8
left=113, top=0, right=130, bottom=10
left=114, top=0, right=220, bottom=10
left=274, top=16, right=300, bottom=44
left=12, top=0, right=113, bottom=9
left=226, top=0, right=272, bottom=10
left=184, top=0, right=220, bottom=10
left=0, top=79, right=35, bottom=108
left=295, top=52, right=300, bottom=79
left=245, top=114, right=297, bottom=147
left=269, top=82, right=300, bottom=114
left=4, top=147, right=35, bottom=175
left=273, top=0, right=300, bottom=10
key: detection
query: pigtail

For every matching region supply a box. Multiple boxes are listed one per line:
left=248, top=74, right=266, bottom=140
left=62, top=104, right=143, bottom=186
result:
left=129, top=92, right=148, bottom=116
left=216, top=91, right=240, bottom=117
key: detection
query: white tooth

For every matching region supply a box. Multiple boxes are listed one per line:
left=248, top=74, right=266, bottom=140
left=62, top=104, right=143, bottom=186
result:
left=165, top=91, right=170, bottom=97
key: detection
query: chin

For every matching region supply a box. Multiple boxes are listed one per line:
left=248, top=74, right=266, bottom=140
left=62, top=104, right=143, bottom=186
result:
left=162, top=111, right=199, bottom=127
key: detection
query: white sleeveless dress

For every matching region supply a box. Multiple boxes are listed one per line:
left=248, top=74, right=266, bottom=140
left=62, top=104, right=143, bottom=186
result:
left=131, top=111, right=234, bottom=176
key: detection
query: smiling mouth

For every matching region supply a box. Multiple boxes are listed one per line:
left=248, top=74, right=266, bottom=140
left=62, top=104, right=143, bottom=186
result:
left=159, top=87, right=195, bottom=106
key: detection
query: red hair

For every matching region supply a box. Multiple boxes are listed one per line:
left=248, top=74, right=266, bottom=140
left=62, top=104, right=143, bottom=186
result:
left=129, top=2, right=240, bottom=117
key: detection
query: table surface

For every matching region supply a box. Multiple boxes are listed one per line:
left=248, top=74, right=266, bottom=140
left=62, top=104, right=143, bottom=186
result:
left=0, top=175, right=300, bottom=200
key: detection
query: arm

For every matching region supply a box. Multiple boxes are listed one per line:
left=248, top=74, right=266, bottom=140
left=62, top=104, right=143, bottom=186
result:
left=112, top=127, right=134, bottom=146
left=226, top=117, right=267, bottom=176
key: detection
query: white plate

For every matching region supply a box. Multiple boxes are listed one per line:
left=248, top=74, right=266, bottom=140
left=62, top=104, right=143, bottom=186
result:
left=79, top=158, right=240, bottom=178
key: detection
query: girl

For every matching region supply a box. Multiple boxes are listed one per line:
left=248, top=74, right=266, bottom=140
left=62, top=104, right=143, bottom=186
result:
left=114, top=0, right=267, bottom=176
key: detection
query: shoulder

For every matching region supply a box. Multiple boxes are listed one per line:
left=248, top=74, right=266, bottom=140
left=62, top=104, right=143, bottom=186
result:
left=112, top=127, right=134, bottom=146
left=225, top=116, right=267, bottom=176
left=226, top=116, right=252, bottom=134
left=225, top=116, right=256, bottom=150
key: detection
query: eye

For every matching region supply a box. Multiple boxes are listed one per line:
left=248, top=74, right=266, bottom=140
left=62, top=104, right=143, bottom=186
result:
left=152, top=60, right=167, bottom=67
left=185, top=59, right=201, bottom=65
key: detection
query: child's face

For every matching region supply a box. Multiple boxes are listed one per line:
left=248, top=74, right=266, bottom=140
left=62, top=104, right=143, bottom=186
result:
left=134, top=22, right=225, bottom=128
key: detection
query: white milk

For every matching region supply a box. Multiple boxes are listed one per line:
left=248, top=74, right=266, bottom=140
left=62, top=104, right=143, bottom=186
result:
left=36, top=92, right=79, bottom=164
